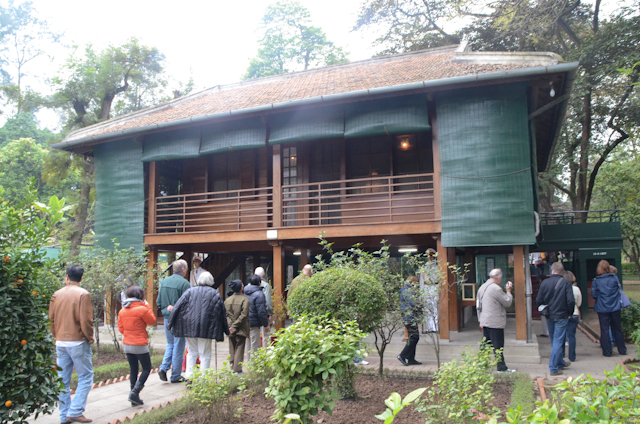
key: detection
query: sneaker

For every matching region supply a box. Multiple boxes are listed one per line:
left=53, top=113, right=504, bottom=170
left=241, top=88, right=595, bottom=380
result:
left=408, top=360, right=422, bottom=365
left=158, top=369, right=167, bottom=382
left=550, top=370, right=563, bottom=376
left=397, top=356, right=408, bottom=366
left=561, top=361, right=571, bottom=369
left=354, top=360, right=369, bottom=365
left=67, top=416, right=92, bottom=423
left=538, top=334, right=549, bottom=338
left=497, top=369, right=516, bottom=373
left=171, top=376, right=188, bottom=383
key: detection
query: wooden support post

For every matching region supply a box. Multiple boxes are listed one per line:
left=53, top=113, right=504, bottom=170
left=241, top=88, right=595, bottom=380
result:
left=429, top=102, right=441, bottom=221
left=273, top=144, right=283, bottom=228
left=148, top=161, right=157, bottom=234
left=447, top=247, right=459, bottom=332
left=299, top=248, right=309, bottom=268
left=273, top=244, right=285, bottom=330
left=437, top=237, right=449, bottom=340
left=514, top=245, right=527, bottom=341
left=464, top=249, right=476, bottom=283
left=147, top=248, right=158, bottom=325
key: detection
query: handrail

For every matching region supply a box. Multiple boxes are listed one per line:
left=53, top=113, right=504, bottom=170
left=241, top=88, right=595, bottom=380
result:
left=539, top=209, right=621, bottom=225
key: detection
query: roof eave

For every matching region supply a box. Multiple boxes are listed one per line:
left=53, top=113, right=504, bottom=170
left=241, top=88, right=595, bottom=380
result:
left=52, top=61, right=580, bottom=152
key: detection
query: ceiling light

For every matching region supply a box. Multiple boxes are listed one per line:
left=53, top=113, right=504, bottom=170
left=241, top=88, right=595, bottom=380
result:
left=293, top=250, right=301, bottom=256
left=398, top=247, right=418, bottom=253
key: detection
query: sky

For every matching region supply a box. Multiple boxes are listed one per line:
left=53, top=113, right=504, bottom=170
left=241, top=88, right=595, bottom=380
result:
left=24, top=0, right=381, bottom=129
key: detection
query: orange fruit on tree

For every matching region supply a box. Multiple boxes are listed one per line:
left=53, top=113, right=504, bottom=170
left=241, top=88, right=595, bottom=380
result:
left=4, top=400, right=11, bottom=407
left=3, top=256, right=9, bottom=262
left=20, top=340, right=27, bottom=346
left=32, top=291, right=38, bottom=296
left=16, top=279, right=23, bottom=283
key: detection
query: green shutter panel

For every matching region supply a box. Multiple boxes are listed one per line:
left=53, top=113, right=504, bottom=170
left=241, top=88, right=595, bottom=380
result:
left=200, top=117, right=267, bottom=154
left=344, top=95, right=430, bottom=138
left=141, top=127, right=201, bottom=162
left=269, top=106, right=344, bottom=144
left=94, top=138, right=144, bottom=253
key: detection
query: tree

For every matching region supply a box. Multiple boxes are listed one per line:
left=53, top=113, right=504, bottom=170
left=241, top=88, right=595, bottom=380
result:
left=0, top=112, right=55, bottom=147
left=0, top=183, right=66, bottom=424
left=353, top=0, right=640, bottom=212
left=50, top=38, right=166, bottom=255
left=592, top=155, right=640, bottom=279
left=0, top=1, right=58, bottom=115
left=244, top=0, right=348, bottom=79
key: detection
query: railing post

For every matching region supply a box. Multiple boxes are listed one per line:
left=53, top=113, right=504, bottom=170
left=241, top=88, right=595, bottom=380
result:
left=237, top=194, right=240, bottom=230
left=388, top=176, right=393, bottom=222
left=182, top=196, right=186, bottom=233
left=148, top=161, right=157, bottom=234
left=273, top=145, right=283, bottom=228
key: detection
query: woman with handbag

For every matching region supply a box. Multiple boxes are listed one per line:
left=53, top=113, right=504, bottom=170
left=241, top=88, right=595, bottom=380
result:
left=590, top=260, right=627, bottom=357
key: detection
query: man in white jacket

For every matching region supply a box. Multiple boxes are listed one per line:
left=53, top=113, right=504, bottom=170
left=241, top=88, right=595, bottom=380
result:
left=476, top=268, right=515, bottom=373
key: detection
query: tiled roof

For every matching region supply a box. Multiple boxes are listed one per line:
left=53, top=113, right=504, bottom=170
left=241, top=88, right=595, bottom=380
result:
left=63, top=44, right=564, bottom=143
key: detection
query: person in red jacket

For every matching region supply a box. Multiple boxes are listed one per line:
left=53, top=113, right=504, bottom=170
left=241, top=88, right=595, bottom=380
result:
left=117, top=285, right=156, bottom=406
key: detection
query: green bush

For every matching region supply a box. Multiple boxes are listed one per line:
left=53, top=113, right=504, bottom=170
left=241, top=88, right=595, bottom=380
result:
left=0, top=186, right=67, bottom=423
left=287, top=267, right=386, bottom=333
left=416, top=345, right=498, bottom=423
left=188, top=363, right=245, bottom=424
left=622, top=262, right=639, bottom=279
left=265, top=315, right=366, bottom=424
left=621, top=299, right=640, bottom=342
left=243, top=346, right=275, bottom=389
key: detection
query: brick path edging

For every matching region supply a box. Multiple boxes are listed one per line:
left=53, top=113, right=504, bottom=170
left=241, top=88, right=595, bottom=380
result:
left=70, top=368, right=160, bottom=395
left=104, top=397, right=184, bottom=424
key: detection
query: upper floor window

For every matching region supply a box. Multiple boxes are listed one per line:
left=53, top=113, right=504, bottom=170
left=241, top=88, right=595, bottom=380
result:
left=210, top=151, right=240, bottom=197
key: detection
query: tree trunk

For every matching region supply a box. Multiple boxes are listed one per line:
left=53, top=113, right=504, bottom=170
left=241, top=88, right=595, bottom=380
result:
left=576, top=87, right=592, bottom=211
left=99, top=93, right=115, bottom=121
left=69, top=159, right=94, bottom=256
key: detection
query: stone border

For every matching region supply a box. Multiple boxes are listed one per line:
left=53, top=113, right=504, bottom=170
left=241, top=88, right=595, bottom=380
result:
left=70, top=368, right=160, bottom=395
left=620, top=358, right=639, bottom=373
left=105, top=396, right=184, bottom=424
left=577, top=323, right=599, bottom=344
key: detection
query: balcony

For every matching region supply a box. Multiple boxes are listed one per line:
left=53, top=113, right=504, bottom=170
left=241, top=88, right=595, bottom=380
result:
left=150, top=172, right=437, bottom=235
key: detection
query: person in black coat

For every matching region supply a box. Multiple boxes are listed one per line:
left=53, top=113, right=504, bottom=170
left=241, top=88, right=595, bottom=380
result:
left=536, top=262, right=575, bottom=376
left=244, top=274, right=269, bottom=362
left=167, top=271, right=229, bottom=379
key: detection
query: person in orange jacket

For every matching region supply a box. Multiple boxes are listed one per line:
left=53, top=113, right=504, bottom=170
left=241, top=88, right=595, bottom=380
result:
left=118, top=285, right=156, bottom=406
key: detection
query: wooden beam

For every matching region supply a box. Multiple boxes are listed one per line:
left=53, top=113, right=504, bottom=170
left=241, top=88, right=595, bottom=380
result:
left=146, top=248, right=158, bottom=326
left=437, top=237, right=449, bottom=340
left=447, top=247, right=459, bottom=332
left=299, top=247, right=309, bottom=268
left=528, top=93, right=570, bottom=120
left=429, top=101, right=442, bottom=221
left=513, top=245, right=527, bottom=341
left=148, top=161, right=157, bottom=234
left=214, top=256, right=245, bottom=290
left=272, top=144, right=283, bottom=227
left=144, top=221, right=442, bottom=246
left=273, top=244, right=285, bottom=330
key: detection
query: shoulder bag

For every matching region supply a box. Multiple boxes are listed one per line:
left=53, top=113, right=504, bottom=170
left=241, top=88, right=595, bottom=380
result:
left=538, top=277, right=566, bottom=317
left=618, top=282, right=632, bottom=308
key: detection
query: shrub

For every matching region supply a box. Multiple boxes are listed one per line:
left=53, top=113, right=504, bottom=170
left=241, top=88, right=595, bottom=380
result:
left=188, top=363, right=245, bottom=424
left=416, top=345, right=498, bottom=423
left=622, top=262, right=639, bottom=279
left=287, top=267, right=386, bottom=333
left=0, top=186, right=66, bottom=423
left=621, top=299, right=640, bottom=342
left=243, top=346, right=275, bottom=389
left=265, top=315, right=366, bottom=424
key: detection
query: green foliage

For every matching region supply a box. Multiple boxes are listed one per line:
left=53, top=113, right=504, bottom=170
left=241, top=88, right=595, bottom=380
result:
left=72, top=241, right=153, bottom=352
left=482, top=366, right=640, bottom=423
left=125, top=396, right=194, bottom=424
left=621, top=299, right=640, bottom=342
left=265, top=315, right=366, bottom=424
left=506, top=373, right=535, bottom=416
left=622, top=262, right=639, bottom=279
left=375, top=387, right=427, bottom=424
left=243, top=346, right=275, bottom=389
left=287, top=266, right=386, bottom=333
left=244, top=0, right=348, bottom=79
left=0, top=184, right=66, bottom=423
left=188, top=363, right=245, bottom=424
left=417, top=345, right=498, bottom=423
left=0, top=113, right=56, bottom=147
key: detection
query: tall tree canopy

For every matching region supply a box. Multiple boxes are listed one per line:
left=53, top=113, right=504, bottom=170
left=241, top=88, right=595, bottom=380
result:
left=244, top=0, right=349, bottom=79
left=354, top=0, right=640, bottom=212
left=48, top=38, right=166, bottom=254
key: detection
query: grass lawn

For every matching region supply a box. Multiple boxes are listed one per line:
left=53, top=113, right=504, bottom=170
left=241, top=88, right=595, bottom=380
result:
left=624, top=284, right=640, bottom=303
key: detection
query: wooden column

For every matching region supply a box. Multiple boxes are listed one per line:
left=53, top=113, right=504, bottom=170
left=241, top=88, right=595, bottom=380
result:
left=273, top=144, right=283, bottom=228
left=464, top=249, right=476, bottom=283
left=299, top=248, right=309, bottom=268
left=273, top=244, right=285, bottom=329
left=146, top=248, right=158, bottom=326
left=513, top=245, right=527, bottom=341
left=148, top=161, right=157, bottom=234
left=447, top=247, right=459, bottom=332
left=437, top=237, right=449, bottom=340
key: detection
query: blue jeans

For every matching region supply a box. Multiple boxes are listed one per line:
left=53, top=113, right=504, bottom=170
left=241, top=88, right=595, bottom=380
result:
left=160, top=318, right=186, bottom=382
left=566, top=315, right=579, bottom=362
left=547, top=318, right=568, bottom=373
left=57, top=341, right=93, bottom=421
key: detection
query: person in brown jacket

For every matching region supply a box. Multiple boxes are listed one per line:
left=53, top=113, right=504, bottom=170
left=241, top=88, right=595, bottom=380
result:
left=117, top=285, right=156, bottom=407
left=224, top=279, right=250, bottom=374
left=49, top=265, right=94, bottom=423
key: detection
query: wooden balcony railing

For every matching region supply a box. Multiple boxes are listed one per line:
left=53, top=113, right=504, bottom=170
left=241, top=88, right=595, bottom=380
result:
left=151, top=173, right=437, bottom=234
left=281, top=173, right=436, bottom=227
left=155, top=187, right=273, bottom=233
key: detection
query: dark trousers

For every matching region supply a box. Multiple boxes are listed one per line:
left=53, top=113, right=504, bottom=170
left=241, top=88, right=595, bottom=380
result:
left=127, top=353, right=152, bottom=389
left=399, top=324, right=419, bottom=362
left=482, top=327, right=507, bottom=371
left=229, top=334, right=246, bottom=373
left=535, top=264, right=545, bottom=283
left=598, top=310, right=627, bottom=356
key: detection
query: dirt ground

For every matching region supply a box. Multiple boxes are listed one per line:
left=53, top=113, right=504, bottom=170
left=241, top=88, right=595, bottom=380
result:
left=92, top=350, right=128, bottom=367
left=168, top=374, right=513, bottom=424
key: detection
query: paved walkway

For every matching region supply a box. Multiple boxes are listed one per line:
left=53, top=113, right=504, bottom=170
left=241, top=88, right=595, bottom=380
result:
left=31, top=318, right=635, bottom=424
